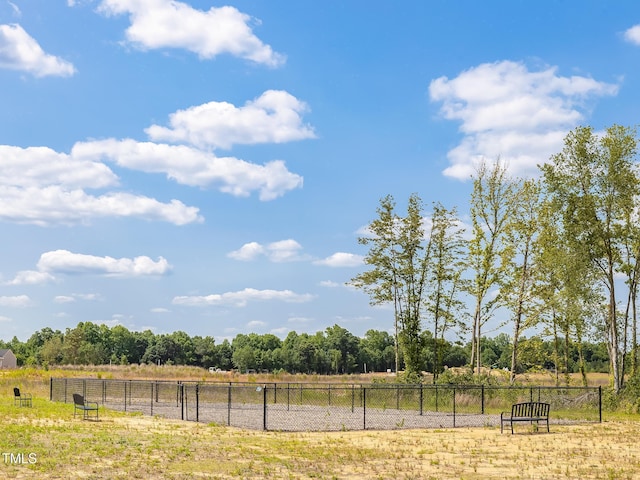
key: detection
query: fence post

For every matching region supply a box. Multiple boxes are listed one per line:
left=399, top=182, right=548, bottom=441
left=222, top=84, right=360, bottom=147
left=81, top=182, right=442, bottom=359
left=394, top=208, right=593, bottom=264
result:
left=287, top=383, right=290, bottom=411
left=124, top=381, right=127, bottom=412
left=363, top=387, right=367, bottom=430
left=227, top=383, right=232, bottom=426
left=49, top=377, right=53, bottom=401
left=599, top=386, right=602, bottom=423
left=435, top=385, right=438, bottom=412
left=453, top=388, right=456, bottom=428
left=180, top=383, right=184, bottom=421
left=150, top=382, right=154, bottom=417
left=195, top=384, right=200, bottom=423
left=263, top=385, right=267, bottom=431
left=351, top=384, right=355, bottom=413
left=481, top=385, right=485, bottom=415
left=419, top=384, right=423, bottom=416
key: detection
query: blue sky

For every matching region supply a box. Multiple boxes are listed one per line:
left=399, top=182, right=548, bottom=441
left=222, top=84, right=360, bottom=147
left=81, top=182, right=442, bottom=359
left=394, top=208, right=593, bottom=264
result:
left=1, top=0, right=639, bottom=343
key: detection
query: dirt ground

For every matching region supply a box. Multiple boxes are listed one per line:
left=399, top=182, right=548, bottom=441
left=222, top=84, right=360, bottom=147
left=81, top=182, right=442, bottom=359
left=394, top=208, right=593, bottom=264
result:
left=6, top=412, right=636, bottom=479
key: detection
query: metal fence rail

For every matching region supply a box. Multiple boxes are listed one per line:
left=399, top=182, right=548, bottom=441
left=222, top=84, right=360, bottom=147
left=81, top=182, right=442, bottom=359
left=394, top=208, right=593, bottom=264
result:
left=50, top=378, right=602, bottom=431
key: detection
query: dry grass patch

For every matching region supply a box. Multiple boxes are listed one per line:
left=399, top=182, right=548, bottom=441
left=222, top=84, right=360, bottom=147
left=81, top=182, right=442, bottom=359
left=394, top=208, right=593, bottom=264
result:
left=2, top=408, right=640, bottom=479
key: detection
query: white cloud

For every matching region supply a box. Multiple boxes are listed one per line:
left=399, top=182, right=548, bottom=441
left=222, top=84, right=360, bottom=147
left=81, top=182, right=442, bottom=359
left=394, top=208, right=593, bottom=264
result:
left=314, top=252, right=364, bottom=267
left=54, top=295, right=75, bottom=304
left=288, top=316, right=311, bottom=324
left=0, top=144, right=202, bottom=226
left=0, top=185, right=201, bottom=226
left=0, top=315, right=12, bottom=322
left=319, top=280, right=341, bottom=288
left=227, top=242, right=265, bottom=261
left=247, top=320, right=266, bottom=329
left=0, top=145, right=118, bottom=189
left=37, top=249, right=172, bottom=277
left=0, top=24, right=76, bottom=77
left=266, top=239, right=305, bottom=262
left=7, top=2, right=21, bottom=17
left=54, top=293, right=101, bottom=303
left=172, top=288, right=315, bottom=307
left=270, top=327, right=289, bottom=336
left=0, top=294, right=31, bottom=307
left=624, top=25, right=640, bottom=45
left=146, top=90, right=316, bottom=150
left=150, top=307, right=170, bottom=313
left=228, top=239, right=306, bottom=262
left=5, top=270, right=55, bottom=285
left=96, top=0, right=285, bottom=66
left=72, top=138, right=303, bottom=201
left=429, top=60, right=619, bottom=180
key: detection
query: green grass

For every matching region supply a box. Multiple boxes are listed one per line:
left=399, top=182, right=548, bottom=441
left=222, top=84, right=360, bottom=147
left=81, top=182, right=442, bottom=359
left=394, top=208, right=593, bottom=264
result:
left=1, top=368, right=640, bottom=479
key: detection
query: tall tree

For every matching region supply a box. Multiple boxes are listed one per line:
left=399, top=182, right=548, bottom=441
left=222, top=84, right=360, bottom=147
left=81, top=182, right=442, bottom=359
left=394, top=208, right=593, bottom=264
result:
left=541, top=125, right=639, bottom=392
left=502, top=179, right=541, bottom=383
left=466, top=160, right=515, bottom=374
left=423, top=202, right=466, bottom=381
left=351, top=193, right=428, bottom=381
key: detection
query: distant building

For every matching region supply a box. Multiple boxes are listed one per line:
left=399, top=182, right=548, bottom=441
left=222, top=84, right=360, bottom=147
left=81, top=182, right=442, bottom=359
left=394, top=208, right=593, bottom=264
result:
left=0, top=349, right=17, bottom=369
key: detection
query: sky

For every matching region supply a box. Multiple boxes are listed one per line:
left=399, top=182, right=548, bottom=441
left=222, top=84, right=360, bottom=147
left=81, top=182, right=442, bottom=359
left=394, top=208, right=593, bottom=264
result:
left=1, top=0, right=640, bottom=343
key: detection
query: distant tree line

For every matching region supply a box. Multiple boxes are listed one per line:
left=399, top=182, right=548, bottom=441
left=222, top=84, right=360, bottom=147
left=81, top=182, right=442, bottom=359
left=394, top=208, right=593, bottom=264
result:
left=0, top=321, right=610, bottom=379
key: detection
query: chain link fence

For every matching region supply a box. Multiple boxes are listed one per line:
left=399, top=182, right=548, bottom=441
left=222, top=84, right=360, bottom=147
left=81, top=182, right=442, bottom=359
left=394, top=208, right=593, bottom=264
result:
left=50, top=377, right=602, bottom=431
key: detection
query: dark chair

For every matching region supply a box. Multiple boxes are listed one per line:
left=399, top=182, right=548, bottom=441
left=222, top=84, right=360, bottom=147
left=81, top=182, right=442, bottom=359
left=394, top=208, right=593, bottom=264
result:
left=72, top=393, right=99, bottom=420
left=13, top=387, right=32, bottom=407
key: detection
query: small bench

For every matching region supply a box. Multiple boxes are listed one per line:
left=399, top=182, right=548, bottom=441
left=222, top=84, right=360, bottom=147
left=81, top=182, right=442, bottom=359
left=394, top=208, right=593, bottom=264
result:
left=13, top=387, right=32, bottom=407
left=500, top=401, right=550, bottom=434
left=73, top=393, right=99, bottom=421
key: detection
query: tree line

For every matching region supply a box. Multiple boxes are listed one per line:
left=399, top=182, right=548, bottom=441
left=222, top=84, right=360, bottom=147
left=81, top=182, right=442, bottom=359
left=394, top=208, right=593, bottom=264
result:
left=351, top=125, right=640, bottom=390
left=0, top=320, right=610, bottom=379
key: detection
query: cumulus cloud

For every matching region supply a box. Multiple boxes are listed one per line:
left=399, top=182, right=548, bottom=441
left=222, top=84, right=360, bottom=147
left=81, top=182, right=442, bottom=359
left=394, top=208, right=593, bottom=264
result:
left=624, top=25, right=640, bottom=45
left=227, top=242, right=265, bottom=261
left=228, top=239, right=306, bottom=262
left=0, top=144, right=201, bottom=226
left=36, top=249, right=172, bottom=277
left=0, top=294, right=32, bottom=307
left=146, top=90, right=316, bottom=149
left=172, top=288, right=314, bottom=307
left=0, top=24, right=75, bottom=77
left=5, top=270, right=56, bottom=286
left=96, top=0, right=285, bottom=66
left=429, top=60, right=619, bottom=180
left=72, top=138, right=303, bottom=201
left=313, top=252, right=364, bottom=267
left=54, top=293, right=101, bottom=303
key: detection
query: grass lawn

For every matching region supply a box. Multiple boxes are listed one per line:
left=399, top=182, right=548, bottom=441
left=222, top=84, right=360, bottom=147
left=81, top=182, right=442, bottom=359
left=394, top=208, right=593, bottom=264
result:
left=1, top=368, right=639, bottom=479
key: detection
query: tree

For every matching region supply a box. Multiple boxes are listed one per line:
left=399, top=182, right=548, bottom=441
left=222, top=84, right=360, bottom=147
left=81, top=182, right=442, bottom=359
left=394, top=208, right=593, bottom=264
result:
left=360, top=329, right=395, bottom=372
left=351, top=194, right=429, bottom=381
left=466, top=160, right=515, bottom=374
left=502, top=179, right=541, bottom=383
left=541, top=125, right=639, bottom=392
left=325, top=324, right=359, bottom=374
left=423, top=202, right=466, bottom=381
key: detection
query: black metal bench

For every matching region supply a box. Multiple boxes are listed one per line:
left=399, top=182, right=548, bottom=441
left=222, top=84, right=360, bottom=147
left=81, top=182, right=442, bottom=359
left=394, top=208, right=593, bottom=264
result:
left=13, top=387, right=32, bottom=407
left=73, top=393, right=99, bottom=421
left=500, top=401, right=550, bottom=434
